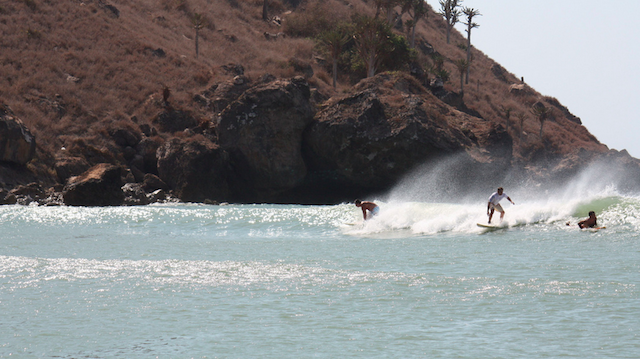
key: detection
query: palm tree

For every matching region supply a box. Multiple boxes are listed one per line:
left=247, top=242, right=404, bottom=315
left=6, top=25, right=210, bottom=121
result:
left=374, top=0, right=399, bottom=23
left=438, top=0, right=462, bottom=44
left=192, top=13, right=206, bottom=58
left=353, top=17, right=393, bottom=78
left=462, top=7, right=480, bottom=84
left=454, top=58, right=469, bottom=97
left=402, top=0, right=428, bottom=48
left=531, top=104, right=550, bottom=139
left=374, top=0, right=385, bottom=18
left=319, top=29, right=349, bottom=89
left=428, top=53, right=449, bottom=83
left=383, top=0, right=401, bottom=24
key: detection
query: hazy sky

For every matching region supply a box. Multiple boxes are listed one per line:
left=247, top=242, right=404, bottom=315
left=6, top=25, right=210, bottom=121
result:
left=450, top=0, right=640, bottom=158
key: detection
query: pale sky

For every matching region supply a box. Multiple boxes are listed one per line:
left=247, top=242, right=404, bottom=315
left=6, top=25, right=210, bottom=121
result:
left=452, top=0, right=640, bottom=158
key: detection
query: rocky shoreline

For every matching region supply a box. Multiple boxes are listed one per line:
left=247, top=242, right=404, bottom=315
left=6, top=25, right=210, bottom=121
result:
left=2, top=72, right=640, bottom=207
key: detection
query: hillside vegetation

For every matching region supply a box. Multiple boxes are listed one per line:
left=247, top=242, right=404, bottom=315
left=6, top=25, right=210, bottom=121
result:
left=0, top=0, right=610, bottom=190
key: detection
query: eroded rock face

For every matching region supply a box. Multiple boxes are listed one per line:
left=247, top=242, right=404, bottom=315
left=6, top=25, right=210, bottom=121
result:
left=62, top=163, right=124, bottom=206
left=217, top=76, right=314, bottom=200
left=303, top=74, right=482, bottom=192
left=0, top=105, right=36, bottom=165
left=201, top=74, right=252, bottom=113
left=156, top=138, right=231, bottom=203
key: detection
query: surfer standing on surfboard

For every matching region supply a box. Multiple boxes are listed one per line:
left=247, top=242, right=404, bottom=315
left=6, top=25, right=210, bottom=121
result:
left=355, top=200, right=379, bottom=220
left=487, top=187, right=515, bottom=224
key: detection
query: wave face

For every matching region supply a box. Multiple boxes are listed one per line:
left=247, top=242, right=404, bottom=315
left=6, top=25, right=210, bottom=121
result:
left=345, top=195, right=640, bottom=235
left=350, top=154, right=640, bottom=235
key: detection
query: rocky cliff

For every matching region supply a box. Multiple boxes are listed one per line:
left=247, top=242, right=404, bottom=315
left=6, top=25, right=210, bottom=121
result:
left=3, top=69, right=640, bottom=206
left=2, top=0, right=640, bottom=206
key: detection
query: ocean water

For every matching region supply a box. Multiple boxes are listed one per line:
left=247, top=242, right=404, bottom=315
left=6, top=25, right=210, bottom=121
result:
left=2, top=170, right=640, bottom=358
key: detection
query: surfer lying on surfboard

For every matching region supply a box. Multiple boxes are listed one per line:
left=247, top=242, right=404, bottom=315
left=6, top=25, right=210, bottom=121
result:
left=566, top=211, right=603, bottom=229
left=578, top=211, right=598, bottom=228
left=487, top=187, right=515, bottom=224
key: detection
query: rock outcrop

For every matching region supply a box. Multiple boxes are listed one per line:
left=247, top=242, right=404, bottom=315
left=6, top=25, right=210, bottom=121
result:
left=508, top=83, right=532, bottom=96
left=62, top=163, right=124, bottom=206
left=156, top=138, right=231, bottom=203
left=3, top=72, right=639, bottom=206
left=303, top=73, right=506, bottom=197
left=9, top=182, right=46, bottom=205
left=0, top=105, right=36, bottom=165
left=202, top=74, right=252, bottom=113
left=217, top=76, right=314, bottom=201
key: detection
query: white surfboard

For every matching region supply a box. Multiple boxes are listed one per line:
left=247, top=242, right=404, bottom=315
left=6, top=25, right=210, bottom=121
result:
left=477, top=223, right=506, bottom=230
left=584, top=226, right=606, bottom=232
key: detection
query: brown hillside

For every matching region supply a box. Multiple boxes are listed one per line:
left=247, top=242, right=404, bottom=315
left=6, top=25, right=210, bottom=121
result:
left=0, top=0, right=611, bottom=191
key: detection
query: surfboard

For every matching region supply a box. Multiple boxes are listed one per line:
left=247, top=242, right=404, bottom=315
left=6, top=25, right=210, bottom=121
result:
left=477, top=223, right=506, bottom=230
left=585, top=226, right=606, bottom=232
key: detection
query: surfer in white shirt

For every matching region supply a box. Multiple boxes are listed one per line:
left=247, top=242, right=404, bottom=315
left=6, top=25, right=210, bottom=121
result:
left=487, top=187, right=514, bottom=224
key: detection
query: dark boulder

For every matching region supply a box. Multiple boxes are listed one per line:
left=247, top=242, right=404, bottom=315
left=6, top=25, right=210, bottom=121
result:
left=135, top=137, right=164, bottom=174
left=62, top=163, right=124, bottom=206
left=110, top=127, right=141, bottom=148
left=156, top=138, right=231, bottom=203
left=217, top=76, right=314, bottom=201
left=142, top=173, right=169, bottom=192
left=9, top=182, right=45, bottom=205
left=0, top=104, right=36, bottom=165
left=122, top=182, right=150, bottom=206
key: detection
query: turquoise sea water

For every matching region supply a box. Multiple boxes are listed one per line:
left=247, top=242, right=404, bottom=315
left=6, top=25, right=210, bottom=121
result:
left=2, top=177, right=640, bottom=358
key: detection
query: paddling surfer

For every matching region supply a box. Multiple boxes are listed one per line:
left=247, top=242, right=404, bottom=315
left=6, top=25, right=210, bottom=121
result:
left=487, top=187, right=514, bottom=224
left=355, top=200, right=379, bottom=220
left=578, top=211, right=597, bottom=229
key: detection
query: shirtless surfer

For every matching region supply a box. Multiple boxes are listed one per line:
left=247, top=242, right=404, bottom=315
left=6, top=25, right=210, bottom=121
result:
left=355, top=200, right=379, bottom=220
left=578, top=211, right=597, bottom=229
left=487, top=187, right=514, bottom=224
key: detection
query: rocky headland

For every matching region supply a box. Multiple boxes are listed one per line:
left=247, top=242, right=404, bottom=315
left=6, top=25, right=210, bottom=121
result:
left=2, top=0, right=640, bottom=206
left=3, top=70, right=640, bottom=206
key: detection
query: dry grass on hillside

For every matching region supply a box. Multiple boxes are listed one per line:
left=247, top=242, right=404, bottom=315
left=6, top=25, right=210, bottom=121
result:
left=0, top=0, right=344, bottom=160
left=0, top=0, right=607, bottom=170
